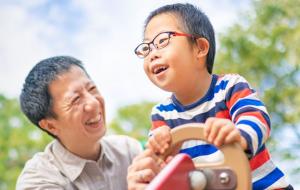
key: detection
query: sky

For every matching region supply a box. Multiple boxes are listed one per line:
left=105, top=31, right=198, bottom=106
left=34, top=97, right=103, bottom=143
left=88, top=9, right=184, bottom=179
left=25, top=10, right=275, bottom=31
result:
left=0, top=0, right=252, bottom=121
left=1, top=1, right=299, bottom=187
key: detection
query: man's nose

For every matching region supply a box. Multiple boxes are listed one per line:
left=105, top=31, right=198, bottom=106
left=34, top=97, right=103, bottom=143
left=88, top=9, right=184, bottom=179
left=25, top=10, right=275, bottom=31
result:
left=83, top=94, right=99, bottom=113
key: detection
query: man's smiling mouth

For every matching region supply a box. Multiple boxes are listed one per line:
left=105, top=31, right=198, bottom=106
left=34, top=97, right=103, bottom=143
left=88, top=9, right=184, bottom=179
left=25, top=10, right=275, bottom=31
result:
left=85, top=114, right=101, bottom=126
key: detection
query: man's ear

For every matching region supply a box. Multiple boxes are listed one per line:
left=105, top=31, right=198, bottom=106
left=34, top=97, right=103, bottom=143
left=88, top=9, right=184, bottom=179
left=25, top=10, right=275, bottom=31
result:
left=195, top=38, right=210, bottom=58
left=39, top=118, right=59, bottom=137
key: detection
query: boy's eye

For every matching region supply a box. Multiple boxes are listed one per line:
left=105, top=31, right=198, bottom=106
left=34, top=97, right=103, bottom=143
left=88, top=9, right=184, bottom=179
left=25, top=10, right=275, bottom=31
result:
left=158, top=37, right=168, bottom=45
left=142, top=45, right=149, bottom=52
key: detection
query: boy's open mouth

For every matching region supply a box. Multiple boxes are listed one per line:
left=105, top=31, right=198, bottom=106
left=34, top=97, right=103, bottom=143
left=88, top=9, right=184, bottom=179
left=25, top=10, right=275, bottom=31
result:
left=152, top=65, right=169, bottom=75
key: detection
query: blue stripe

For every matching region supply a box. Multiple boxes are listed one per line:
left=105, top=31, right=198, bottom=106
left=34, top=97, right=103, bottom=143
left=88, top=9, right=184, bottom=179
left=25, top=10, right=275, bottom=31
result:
left=230, top=99, right=264, bottom=116
left=233, top=107, right=271, bottom=128
left=153, top=101, right=230, bottom=129
left=239, top=129, right=254, bottom=157
left=253, top=168, right=284, bottom=190
left=152, top=114, right=165, bottom=121
left=225, top=82, right=253, bottom=102
left=159, top=107, right=217, bottom=128
left=214, top=80, right=229, bottom=93
left=156, top=103, right=181, bottom=112
left=237, top=120, right=263, bottom=148
left=179, top=144, right=218, bottom=158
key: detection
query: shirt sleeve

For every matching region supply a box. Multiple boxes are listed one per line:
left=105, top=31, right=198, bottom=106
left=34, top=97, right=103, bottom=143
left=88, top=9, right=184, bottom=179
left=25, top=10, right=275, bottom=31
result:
left=149, top=106, right=168, bottom=137
left=225, top=74, right=271, bottom=158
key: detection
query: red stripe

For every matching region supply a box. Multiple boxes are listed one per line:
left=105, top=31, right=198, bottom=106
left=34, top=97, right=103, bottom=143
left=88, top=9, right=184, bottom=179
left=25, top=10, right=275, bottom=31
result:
left=151, top=120, right=167, bottom=130
left=234, top=111, right=270, bottom=136
left=215, top=109, right=231, bottom=119
left=250, top=148, right=270, bottom=170
left=226, top=88, right=253, bottom=109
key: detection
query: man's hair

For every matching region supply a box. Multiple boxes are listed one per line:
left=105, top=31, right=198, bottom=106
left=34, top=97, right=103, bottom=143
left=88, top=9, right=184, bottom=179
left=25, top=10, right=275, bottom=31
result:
left=20, top=56, right=88, bottom=137
left=144, top=3, right=216, bottom=74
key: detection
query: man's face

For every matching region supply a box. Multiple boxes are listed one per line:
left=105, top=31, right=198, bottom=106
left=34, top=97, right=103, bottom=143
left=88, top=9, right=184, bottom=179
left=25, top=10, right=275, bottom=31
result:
left=46, top=66, right=106, bottom=151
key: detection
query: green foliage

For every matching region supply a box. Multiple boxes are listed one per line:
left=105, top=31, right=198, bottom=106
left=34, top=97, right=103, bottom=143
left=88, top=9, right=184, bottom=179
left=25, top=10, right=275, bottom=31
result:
left=215, top=0, right=300, bottom=184
left=108, top=101, right=156, bottom=144
left=0, top=94, right=52, bottom=190
left=216, top=0, right=300, bottom=131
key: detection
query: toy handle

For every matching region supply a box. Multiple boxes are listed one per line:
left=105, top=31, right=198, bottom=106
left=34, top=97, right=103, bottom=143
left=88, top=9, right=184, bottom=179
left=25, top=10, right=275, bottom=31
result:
left=160, top=123, right=251, bottom=190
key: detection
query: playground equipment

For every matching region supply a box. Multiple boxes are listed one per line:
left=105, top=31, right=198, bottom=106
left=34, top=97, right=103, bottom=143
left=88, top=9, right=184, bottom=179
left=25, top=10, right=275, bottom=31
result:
left=146, top=123, right=251, bottom=190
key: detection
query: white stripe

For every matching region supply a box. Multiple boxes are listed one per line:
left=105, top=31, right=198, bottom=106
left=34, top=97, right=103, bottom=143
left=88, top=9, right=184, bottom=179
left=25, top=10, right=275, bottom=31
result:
left=231, top=92, right=268, bottom=120
left=152, top=74, right=249, bottom=121
left=237, top=115, right=269, bottom=144
left=152, top=92, right=228, bottom=120
left=267, top=175, right=289, bottom=189
left=192, top=150, right=224, bottom=164
left=252, top=159, right=276, bottom=182
left=232, top=103, right=268, bottom=122
left=236, top=123, right=259, bottom=154
left=180, top=140, right=224, bottom=163
left=181, top=139, right=208, bottom=148
left=216, top=74, right=247, bottom=87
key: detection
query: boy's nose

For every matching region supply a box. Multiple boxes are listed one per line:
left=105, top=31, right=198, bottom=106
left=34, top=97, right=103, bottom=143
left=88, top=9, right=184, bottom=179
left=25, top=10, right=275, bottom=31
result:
left=148, top=43, right=160, bottom=62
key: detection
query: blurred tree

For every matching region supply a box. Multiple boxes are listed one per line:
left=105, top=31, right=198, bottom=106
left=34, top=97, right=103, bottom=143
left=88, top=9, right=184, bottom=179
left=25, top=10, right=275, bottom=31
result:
left=108, top=101, right=156, bottom=145
left=215, top=0, right=300, bottom=184
left=0, top=94, right=51, bottom=190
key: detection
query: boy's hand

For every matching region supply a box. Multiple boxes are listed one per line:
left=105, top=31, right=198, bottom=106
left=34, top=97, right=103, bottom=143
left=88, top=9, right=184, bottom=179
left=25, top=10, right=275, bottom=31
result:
left=146, top=125, right=171, bottom=154
left=204, top=117, right=247, bottom=149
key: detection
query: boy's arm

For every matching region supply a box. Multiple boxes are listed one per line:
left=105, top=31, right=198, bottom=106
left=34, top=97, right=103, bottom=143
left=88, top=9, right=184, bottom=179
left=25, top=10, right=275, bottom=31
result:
left=147, top=108, right=171, bottom=154
left=225, top=75, right=271, bottom=158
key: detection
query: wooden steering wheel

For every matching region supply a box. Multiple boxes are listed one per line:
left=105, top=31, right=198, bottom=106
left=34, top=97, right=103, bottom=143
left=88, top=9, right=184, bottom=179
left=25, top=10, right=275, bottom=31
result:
left=159, top=123, right=252, bottom=190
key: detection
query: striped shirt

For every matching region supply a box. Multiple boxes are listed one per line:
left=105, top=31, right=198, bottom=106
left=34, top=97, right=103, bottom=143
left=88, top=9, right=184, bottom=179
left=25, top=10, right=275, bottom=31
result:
left=150, top=74, right=291, bottom=190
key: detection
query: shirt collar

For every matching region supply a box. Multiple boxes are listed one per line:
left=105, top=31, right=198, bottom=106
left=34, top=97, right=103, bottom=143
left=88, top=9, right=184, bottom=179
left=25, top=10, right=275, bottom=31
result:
left=50, top=138, right=114, bottom=181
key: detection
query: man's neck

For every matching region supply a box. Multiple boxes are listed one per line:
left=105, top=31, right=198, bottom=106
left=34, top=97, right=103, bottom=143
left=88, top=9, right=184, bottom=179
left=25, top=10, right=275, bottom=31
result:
left=62, top=140, right=101, bottom=161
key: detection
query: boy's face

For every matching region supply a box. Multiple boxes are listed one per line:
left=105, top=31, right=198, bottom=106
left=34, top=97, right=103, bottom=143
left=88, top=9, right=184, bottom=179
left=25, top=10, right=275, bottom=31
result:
left=143, top=13, right=204, bottom=93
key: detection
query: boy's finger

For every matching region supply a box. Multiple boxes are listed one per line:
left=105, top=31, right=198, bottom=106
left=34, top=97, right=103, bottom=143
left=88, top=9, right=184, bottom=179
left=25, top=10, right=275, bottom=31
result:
left=149, top=137, right=161, bottom=153
left=204, top=117, right=215, bottom=138
left=153, top=134, right=169, bottom=154
left=214, top=125, right=232, bottom=146
left=207, top=121, right=222, bottom=143
left=224, top=130, right=241, bottom=144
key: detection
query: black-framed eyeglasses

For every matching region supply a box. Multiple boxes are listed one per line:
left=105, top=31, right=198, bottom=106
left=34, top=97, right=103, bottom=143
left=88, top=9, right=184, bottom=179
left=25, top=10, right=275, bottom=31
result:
left=134, top=31, right=195, bottom=58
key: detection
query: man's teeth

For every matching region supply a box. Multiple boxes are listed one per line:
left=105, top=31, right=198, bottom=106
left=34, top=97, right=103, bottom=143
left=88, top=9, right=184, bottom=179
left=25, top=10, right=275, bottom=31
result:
left=86, top=115, right=101, bottom=125
left=153, top=66, right=167, bottom=74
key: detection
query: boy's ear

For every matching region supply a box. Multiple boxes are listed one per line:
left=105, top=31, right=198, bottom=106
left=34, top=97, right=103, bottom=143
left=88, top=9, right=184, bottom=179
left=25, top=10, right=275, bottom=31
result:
left=39, top=118, right=59, bottom=137
left=194, top=38, right=209, bottom=58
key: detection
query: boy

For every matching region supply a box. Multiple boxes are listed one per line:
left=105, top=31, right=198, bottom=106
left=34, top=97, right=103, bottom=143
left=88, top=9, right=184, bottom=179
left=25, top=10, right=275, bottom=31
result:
left=134, top=3, right=292, bottom=190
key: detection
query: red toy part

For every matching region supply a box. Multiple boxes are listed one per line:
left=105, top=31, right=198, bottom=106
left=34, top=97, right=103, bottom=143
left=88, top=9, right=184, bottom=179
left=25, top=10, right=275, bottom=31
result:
left=146, top=154, right=195, bottom=190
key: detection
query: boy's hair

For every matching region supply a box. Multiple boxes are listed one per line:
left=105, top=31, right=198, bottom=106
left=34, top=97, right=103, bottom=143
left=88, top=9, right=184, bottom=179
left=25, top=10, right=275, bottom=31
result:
left=20, top=56, right=88, bottom=138
left=144, top=3, right=216, bottom=74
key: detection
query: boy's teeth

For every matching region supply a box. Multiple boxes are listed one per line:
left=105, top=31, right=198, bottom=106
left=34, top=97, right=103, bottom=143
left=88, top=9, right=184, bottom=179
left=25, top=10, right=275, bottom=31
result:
left=154, top=66, right=167, bottom=74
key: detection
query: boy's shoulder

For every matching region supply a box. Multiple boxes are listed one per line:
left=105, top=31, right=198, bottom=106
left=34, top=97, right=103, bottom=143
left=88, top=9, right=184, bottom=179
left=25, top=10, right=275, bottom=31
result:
left=216, top=73, right=245, bottom=82
left=154, top=96, right=173, bottom=107
left=216, top=73, right=249, bottom=86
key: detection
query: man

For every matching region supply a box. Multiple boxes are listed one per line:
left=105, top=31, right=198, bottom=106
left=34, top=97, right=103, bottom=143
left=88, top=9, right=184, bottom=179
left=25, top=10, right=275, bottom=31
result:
left=17, top=56, right=143, bottom=189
